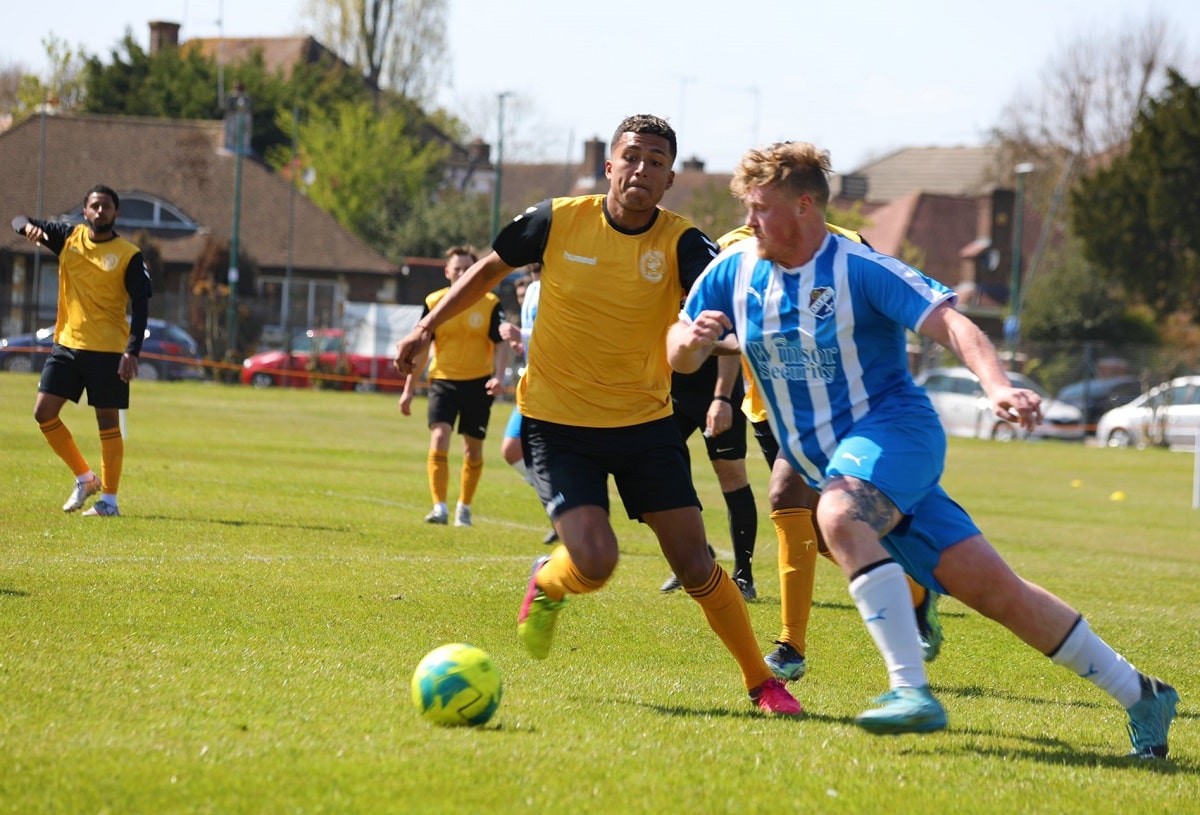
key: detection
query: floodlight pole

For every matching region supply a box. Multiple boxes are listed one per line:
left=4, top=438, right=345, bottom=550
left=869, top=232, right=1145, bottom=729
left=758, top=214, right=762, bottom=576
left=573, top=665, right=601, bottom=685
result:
left=490, top=91, right=511, bottom=240
left=226, top=87, right=250, bottom=361
left=1005, top=162, right=1035, bottom=356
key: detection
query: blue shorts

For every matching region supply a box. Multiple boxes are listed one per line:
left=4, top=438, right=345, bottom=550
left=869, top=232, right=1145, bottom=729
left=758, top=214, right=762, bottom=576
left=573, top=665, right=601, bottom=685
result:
left=824, top=402, right=977, bottom=594
left=881, top=487, right=981, bottom=594
left=503, top=405, right=523, bottom=440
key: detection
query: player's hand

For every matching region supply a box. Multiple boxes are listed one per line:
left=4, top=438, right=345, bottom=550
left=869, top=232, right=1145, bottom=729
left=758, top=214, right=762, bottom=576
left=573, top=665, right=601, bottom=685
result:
left=706, top=398, right=732, bottom=438
left=398, top=389, right=414, bottom=416
left=118, top=353, right=138, bottom=383
left=990, top=386, right=1042, bottom=431
left=485, top=377, right=502, bottom=397
left=684, top=310, right=733, bottom=350
left=394, top=325, right=431, bottom=375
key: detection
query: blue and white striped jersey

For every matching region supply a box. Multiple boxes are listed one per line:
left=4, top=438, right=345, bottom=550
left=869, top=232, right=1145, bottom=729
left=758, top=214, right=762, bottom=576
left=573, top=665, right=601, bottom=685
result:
left=684, top=232, right=956, bottom=488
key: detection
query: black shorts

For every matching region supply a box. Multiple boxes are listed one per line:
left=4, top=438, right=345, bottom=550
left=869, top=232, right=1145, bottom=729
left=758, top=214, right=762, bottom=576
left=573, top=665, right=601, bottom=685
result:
left=752, top=419, right=780, bottom=467
left=427, top=376, right=494, bottom=439
left=522, top=416, right=701, bottom=521
left=39, top=344, right=129, bottom=409
left=671, top=390, right=748, bottom=460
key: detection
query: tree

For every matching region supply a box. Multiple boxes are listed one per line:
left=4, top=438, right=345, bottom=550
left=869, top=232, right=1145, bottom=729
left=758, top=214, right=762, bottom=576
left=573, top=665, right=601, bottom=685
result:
left=286, top=99, right=447, bottom=247
left=386, top=189, right=492, bottom=259
left=11, top=35, right=89, bottom=119
left=305, top=0, right=449, bottom=104
left=1070, top=70, right=1200, bottom=322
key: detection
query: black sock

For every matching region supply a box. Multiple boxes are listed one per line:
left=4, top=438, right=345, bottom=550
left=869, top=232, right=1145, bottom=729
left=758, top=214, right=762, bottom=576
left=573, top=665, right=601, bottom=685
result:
left=724, top=484, right=757, bottom=582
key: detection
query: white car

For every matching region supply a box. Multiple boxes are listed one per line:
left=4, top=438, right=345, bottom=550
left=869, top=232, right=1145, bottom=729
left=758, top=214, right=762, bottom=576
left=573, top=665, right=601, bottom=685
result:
left=915, top=366, right=1086, bottom=442
left=1095, top=376, right=1200, bottom=448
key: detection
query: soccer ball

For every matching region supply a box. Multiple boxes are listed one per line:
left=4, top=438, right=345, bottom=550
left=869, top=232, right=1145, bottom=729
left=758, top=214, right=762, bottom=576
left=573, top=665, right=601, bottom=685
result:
left=411, top=643, right=502, bottom=727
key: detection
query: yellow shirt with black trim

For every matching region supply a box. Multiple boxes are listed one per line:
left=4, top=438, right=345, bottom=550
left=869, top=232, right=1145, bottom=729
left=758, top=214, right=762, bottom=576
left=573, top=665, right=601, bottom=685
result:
left=425, top=288, right=503, bottom=381
left=718, top=223, right=867, bottom=423
left=55, top=225, right=144, bottom=353
left=512, top=195, right=703, bottom=428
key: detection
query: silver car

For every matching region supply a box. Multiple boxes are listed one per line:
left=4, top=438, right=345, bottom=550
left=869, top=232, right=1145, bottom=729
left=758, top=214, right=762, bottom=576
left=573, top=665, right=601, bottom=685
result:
left=1095, top=376, right=1200, bottom=449
left=915, top=366, right=1086, bottom=442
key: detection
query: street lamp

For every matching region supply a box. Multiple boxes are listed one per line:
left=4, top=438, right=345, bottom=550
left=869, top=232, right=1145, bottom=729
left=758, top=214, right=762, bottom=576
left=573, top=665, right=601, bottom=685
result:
left=225, top=84, right=251, bottom=364
left=1005, top=162, right=1035, bottom=353
left=490, top=91, right=511, bottom=240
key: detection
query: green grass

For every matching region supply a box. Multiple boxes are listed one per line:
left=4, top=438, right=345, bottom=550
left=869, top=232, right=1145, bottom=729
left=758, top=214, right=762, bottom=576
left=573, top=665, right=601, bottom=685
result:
left=0, top=374, right=1196, bottom=814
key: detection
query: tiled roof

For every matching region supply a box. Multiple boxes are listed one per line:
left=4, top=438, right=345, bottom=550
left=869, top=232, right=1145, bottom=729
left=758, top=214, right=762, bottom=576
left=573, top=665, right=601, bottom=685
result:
left=0, top=113, right=396, bottom=275
left=840, top=145, right=1000, bottom=204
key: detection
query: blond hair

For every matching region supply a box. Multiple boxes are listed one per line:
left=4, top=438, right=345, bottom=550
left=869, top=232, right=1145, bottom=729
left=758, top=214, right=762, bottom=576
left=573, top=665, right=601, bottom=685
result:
left=730, top=142, right=832, bottom=208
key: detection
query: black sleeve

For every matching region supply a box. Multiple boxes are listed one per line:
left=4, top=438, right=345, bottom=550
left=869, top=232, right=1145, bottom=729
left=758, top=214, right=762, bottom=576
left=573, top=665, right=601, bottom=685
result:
left=677, top=227, right=719, bottom=293
left=488, top=301, right=505, bottom=343
left=492, top=199, right=552, bottom=269
left=25, top=219, right=75, bottom=255
left=124, top=252, right=153, bottom=356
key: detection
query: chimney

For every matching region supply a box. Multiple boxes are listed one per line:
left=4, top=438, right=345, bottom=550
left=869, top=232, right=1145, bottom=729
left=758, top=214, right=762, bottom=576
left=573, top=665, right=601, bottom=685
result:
left=149, top=21, right=181, bottom=55
left=581, top=138, right=606, bottom=180
left=467, top=138, right=491, bottom=167
left=681, top=156, right=705, bottom=172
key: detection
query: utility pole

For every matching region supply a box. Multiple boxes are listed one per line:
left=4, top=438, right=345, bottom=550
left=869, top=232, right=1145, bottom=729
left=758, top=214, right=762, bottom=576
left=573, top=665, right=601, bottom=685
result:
left=490, top=91, right=511, bottom=240
left=225, top=84, right=251, bottom=364
left=1004, top=162, right=1035, bottom=357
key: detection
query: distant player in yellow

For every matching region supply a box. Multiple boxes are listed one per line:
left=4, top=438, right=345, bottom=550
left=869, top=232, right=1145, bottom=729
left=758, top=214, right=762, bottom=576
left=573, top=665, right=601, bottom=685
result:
left=394, top=114, right=802, bottom=715
left=13, top=184, right=153, bottom=517
left=398, top=246, right=509, bottom=527
left=714, top=224, right=942, bottom=682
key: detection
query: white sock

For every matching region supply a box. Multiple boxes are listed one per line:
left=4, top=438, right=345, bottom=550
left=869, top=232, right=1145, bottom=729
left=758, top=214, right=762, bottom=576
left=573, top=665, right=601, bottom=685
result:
left=509, top=458, right=534, bottom=486
left=1049, top=617, right=1142, bottom=708
left=433, top=501, right=448, bottom=514
left=78, top=471, right=96, bottom=484
left=849, top=561, right=927, bottom=690
left=99, top=493, right=117, bottom=506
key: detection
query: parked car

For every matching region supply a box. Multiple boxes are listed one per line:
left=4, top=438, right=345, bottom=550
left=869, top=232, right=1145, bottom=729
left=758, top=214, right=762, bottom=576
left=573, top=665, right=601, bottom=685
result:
left=240, top=328, right=405, bottom=392
left=0, top=318, right=205, bottom=381
left=1095, top=375, right=1200, bottom=448
left=1054, top=376, right=1144, bottom=433
left=915, top=366, right=1086, bottom=442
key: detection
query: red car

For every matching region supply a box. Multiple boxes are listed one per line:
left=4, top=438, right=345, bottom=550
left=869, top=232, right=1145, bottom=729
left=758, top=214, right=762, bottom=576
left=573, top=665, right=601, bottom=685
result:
left=240, top=328, right=406, bottom=392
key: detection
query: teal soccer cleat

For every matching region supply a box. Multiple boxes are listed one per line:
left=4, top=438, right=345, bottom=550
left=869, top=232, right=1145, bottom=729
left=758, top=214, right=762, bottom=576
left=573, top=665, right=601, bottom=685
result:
left=1126, top=674, right=1179, bottom=759
left=855, top=685, right=947, bottom=734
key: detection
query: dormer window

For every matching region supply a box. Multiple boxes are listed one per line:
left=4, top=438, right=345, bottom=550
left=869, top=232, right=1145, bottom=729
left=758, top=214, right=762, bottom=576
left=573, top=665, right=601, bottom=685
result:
left=63, top=192, right=198, bottom=233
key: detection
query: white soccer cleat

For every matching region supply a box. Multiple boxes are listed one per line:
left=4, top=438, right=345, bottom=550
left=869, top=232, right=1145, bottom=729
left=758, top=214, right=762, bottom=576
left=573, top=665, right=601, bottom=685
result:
left=62, top=474, right=100, bottom=512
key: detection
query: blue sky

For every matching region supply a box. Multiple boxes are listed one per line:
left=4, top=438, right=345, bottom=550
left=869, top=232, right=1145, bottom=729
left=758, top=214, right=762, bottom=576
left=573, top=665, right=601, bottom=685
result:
left=6, top=0, right=1198, bottom=173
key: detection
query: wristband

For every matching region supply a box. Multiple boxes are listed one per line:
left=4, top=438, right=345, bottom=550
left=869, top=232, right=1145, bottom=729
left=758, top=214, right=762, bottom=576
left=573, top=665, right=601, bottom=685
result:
left=712, top=395, right=733, bottom=404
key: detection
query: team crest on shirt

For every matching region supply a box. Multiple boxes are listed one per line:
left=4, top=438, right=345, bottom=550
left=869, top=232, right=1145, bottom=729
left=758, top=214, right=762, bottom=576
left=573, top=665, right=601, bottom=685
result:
left=809, top=286, right=835, bottom=319
left=639, top=250, right=666, bottom=283
left=468, top=311, right=485, bottom=329
left=100, top=253, right=120, bottom=272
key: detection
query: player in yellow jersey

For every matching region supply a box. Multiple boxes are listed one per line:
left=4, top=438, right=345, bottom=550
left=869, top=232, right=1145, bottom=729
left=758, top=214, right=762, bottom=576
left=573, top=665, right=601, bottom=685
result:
left=13, top=184, right=153, bottom=517
left=394, top=114, right=801, bottom=715
left=712, top=224, right=942, bottom=682
left=398, top=246, right=509, bottom=527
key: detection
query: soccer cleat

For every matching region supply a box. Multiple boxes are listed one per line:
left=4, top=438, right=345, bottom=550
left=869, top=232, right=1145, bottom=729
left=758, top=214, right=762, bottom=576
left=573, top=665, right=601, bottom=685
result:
left=659, top=573, right=682, bottom=593
left=1125, top=674, right=1179, bottom=759
left=735, top=577, right=757, bottom=602
left=81, top=500, right=120, bottom=517
left=764, top=640, right=807, bottom=682
left=854, top=685, right=947, bottom=734
left=454, top=504, right=472, bottom=527
left=749, top=678, right=803, bottom=716
left=517, top=555, right=566, bottom=660
left=543, top=528, right=559, bottom=545
left=916, top=590, right=943, bottom=662
left=424, top=506, right=448, bottom=525
left=62, top=474, right=100, bottom=513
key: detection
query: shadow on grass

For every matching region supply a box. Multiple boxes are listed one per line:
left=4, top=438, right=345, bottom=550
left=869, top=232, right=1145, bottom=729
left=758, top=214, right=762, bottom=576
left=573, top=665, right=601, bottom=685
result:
left=135, top=514, right=353, bottom=533
left=0, top=588, right=30, bottom=597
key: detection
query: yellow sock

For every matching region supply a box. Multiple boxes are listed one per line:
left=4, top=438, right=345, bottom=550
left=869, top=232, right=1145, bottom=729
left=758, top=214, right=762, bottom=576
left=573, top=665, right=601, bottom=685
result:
left=536, top=545, right=605, bottom=601
left=908, top=577, right=927, bottom=610
left=686, top=564, right=773, bottom=691
left=98, top=427, right=123, bottom=495
left=427, top=451, right=449, bottom=504
left=772, top=508, right=819, bottom=654
left=38, top=418, right=89, bottom=476
left=460, top=457, right=483, bottom=505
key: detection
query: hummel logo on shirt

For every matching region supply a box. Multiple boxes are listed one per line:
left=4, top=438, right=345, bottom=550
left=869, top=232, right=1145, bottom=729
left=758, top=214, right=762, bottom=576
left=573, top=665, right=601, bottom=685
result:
left=563, top=251, right=597, bottom=265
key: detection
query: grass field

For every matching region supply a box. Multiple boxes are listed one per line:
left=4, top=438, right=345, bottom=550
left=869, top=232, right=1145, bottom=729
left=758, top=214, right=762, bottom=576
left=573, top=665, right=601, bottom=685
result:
left=0, top=373, right=1196, bottom=814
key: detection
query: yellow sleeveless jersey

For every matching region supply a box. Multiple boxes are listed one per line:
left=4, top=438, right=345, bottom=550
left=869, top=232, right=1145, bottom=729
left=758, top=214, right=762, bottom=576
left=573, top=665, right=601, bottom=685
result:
left=516, top=196, right=698, bottom=428
left=718, top=223, right=865, bottom=423
left=425, top=288, right=502, bottom=380
left=55, top=226, right=143, bottom=353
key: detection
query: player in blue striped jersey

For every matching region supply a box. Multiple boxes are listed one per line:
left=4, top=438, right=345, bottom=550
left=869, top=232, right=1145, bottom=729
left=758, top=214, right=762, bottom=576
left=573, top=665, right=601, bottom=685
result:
left=667, top=141, right=1177, bottom=756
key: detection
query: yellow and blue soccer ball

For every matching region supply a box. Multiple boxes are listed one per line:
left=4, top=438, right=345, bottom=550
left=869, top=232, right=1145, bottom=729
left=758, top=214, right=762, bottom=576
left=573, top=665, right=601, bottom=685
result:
left=411, top=643, right=502, bottom=727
